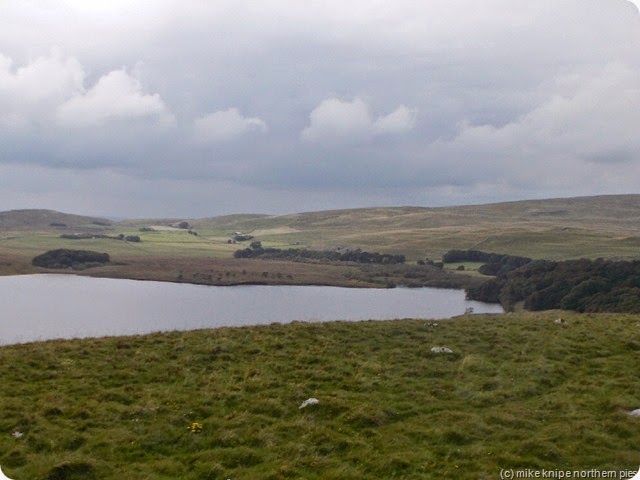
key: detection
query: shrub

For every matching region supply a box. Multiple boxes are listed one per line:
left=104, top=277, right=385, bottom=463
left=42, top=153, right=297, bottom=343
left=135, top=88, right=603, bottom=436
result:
left=32, top=249, right=110, bottom=269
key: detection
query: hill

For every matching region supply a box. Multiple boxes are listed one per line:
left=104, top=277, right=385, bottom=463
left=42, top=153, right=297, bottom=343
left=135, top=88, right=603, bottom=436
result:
left=1, top=195, right=639, bottom=286
left=0, top=209, right=112, bottom=230
left=189, top=194, right=640, bottom=261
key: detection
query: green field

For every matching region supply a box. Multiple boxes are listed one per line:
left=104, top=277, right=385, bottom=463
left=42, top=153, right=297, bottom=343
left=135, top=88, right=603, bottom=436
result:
left=4, top=195, right=640, bottom=264
left=2, top=195, right=640, bottom=289
left=0, top=312, right=638, bottom=479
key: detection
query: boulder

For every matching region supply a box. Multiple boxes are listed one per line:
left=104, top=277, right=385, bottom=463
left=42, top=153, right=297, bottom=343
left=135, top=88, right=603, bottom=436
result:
left=431, top=346, right=454, bottom=354
left=299, top=397, right=319, bottom=409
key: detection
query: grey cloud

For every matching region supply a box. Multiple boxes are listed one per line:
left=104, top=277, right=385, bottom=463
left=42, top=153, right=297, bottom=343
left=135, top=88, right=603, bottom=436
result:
left=1, top=1, right=640, bottom=216
left=301, top=97, right=416, bottom=143
left=193, top=108, right=267, bottom=144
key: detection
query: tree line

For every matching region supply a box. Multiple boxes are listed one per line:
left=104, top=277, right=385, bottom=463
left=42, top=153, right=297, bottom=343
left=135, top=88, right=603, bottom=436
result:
left=234, top=242, right=405, bottom=264
left=443, top=249, right=532, bottom=275
left=60, top=233, right=141, bottom=242
left=466, top=257, right=640, bottom=313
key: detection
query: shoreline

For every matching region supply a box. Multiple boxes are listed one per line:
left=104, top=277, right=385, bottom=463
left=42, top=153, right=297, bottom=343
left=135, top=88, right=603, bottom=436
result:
left=0, top=253, right=484, bottom=291
left=0, top=275, right=503, bottom=346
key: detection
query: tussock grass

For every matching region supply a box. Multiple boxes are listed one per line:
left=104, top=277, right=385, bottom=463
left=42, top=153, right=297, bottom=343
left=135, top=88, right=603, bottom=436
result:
left=1, top=312, right=639, bottom=478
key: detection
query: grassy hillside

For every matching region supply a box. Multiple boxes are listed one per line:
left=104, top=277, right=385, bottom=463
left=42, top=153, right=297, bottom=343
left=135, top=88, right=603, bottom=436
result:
left=190, top=194, right=640, bottom=261
left=1, top=195, right=639, bottom=286
left=0, top=312, right=638, bottom=479
left=0, top=209, right=112, bottom=230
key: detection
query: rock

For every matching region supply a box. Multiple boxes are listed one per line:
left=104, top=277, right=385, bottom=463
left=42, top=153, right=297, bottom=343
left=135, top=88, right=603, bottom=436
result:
left=628, top=409, right=640, bottom=417
left=431, top=346, right=454, bottom=354
left=299, top=397, right=319, bottom=409
left=0, top=465, right=13, bottom=479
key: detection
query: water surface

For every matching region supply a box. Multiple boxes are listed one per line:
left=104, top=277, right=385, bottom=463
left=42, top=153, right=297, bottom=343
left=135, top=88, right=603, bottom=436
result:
left=0, top=274, right=503, bottom=344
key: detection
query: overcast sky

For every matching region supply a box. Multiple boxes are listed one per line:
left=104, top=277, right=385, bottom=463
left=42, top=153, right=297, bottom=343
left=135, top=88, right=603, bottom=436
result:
left=1, top=0, right=639, bottom=218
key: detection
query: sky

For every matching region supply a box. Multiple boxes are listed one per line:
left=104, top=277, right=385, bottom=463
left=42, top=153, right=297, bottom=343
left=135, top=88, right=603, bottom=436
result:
left=1, top=0, right=639, bottom=218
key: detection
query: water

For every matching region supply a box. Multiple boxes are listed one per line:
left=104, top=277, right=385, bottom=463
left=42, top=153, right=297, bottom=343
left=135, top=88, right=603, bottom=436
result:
left=0, top=274, right=503, bottom=345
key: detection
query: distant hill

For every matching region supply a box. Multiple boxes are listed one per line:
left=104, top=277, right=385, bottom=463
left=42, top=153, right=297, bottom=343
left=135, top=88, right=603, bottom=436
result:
left=0, top=209, right=113, bottom=230
left=117, top=213, right=269, bottom=230
left=3, top=195, right=639, bottom=261
left=191, top=194, right=640, bottom=232
left=186, top=194, right=640, bottom=260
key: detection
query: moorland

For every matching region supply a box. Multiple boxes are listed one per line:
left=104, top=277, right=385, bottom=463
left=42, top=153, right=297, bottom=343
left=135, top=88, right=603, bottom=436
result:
left=1, top=194, right=640, bottom=479
left=0, top=312, right=639, bottom=479
left=1, top=194, right=640, bottom=291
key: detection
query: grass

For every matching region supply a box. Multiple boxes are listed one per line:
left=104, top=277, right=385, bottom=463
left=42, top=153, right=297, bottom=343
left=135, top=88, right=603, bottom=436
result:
left=1, top=312, right=639, bottom=479
left=187, top=194, right=640, bottom=261
left=3, top=195, right=640, bottom=288
left=2, top=196, right=640, bottom=478
left=442, top=262, right=487, bottom=276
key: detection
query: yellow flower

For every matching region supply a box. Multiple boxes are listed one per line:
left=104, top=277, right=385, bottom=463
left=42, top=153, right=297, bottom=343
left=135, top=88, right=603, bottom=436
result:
left=188, top=422, right=203, bottom=433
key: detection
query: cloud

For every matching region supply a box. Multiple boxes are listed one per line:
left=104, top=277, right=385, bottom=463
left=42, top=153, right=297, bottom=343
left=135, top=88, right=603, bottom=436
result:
left=0, top=50, right=84, bottom=128
left=192, top=108, right=267, bottom=144
left=1, top=1, right=640, bottom=215
left=301, top=97, right=416, bottom=142
left=300, top=98, right=372, bottom=142
left=373, top=105, right=417, bottom=135
left=56, top=69, right=174, bottom=127
left=0, top=51, right=174, bottom=131
left=421, top=63, right=640, bottom=190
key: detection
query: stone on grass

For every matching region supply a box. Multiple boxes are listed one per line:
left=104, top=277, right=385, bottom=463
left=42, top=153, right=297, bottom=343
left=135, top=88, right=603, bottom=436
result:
left=299, top=397, right=319, bottom=409
left=431, top=346, right=454, bottom=354
left=628, top=409, right=640, bottom=417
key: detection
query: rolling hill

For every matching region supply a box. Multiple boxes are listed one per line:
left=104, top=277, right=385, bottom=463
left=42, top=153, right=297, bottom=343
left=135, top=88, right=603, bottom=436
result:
left=0, top=209, right=112, bottom=230
left=188, top=194, right=640, bottom=260
left=2, top=195, right=639, bottom=270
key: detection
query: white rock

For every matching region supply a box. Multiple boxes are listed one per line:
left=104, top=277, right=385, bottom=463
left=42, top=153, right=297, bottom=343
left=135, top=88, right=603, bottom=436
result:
left=0, top=465, right=14, bottom=480
left=299, top=397, right=319, bottom=409
left=10, top=431, right=23, bottom=439
left=628, top=409, right=640, bottom=417
left=431, top=346, right=454, bottom=354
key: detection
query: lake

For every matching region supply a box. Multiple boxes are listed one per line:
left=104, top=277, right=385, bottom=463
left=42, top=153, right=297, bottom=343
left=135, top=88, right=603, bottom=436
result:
left=0, top=274, right=503, bottom=345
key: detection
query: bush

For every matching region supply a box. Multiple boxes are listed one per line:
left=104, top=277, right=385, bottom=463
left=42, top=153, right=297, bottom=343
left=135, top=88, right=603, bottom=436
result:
left=233, top=234, right=253, bottom=242
left=32, top=249, right=110, bottom=269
